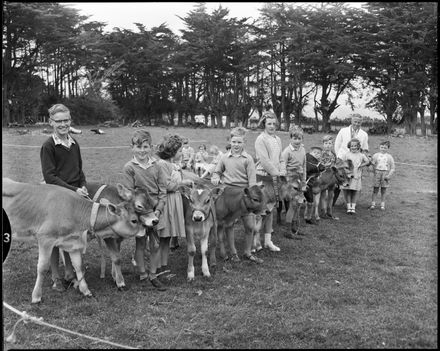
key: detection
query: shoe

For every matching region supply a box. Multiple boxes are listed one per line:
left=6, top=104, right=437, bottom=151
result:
left=150, top=277, right=167, bottom=291
left=305, top=218, right=317, bottom=225
left=139, top=272, right=149, bottom=281
left=326, top=213, right=339, bottom=220
left=243, top=254, right=264, bottom=264
left=264, top=242, right=281, bottom=252
left=52, top=278, right=66, bottom=292
left=351, top=209, right=356, bottom=214
left=369, top=205, right=375, bottom=210
left=380, top=205, right=385, bottom=211
left=230, top=253, right=240, bottom=262
left=284, top=232, right=302, bottom=240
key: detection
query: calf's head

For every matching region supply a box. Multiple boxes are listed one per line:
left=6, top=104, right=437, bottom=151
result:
left=243, top=184, right=266, bottom=215
left=116, top=184, right=159, bottom=227
left=105, top=201, right=142, bottom=238
left=333, top=159, right=354, bottom=187
left=180, top=184, right=223, bottom=222
left=282, top=175, right=306, bottom=205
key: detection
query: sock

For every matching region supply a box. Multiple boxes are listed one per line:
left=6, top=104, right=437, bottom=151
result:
left=371, top=201, right=376, bottom=206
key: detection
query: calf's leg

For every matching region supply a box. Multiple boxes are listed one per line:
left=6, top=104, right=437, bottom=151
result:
left=186, top=228, right=196, bottom=281
left=200, top=236, right=211, bottom=278
left=69, top=250, right=92, bottom=298
left=32, top=242, right=53, bottom=304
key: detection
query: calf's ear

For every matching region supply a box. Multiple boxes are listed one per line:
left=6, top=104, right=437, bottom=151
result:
left=116, top=183, right=133, bottom=201
left=210, top=186, right=224, bottom=200
left=177, top=185, right=191, bottom=199
left=107, top=203, right=121, bottom=216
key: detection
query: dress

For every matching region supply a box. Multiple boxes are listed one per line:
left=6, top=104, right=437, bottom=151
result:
left=340, top=151, right=370, bottom=191
left=156, top=160, right=186, bottom=238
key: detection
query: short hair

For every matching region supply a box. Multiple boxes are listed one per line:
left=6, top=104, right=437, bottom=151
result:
left=380, top=140, right=391, bottom=148
left=157, top=134, right=183, bottom=160
left=322, top=135, right=333, bottom=142
left=289, top=125, right=304, bottom=139
left=48, top=104, right=70, bottom=117
left=199, top=144, right=207, bottom=150
left=230, top=126, right=247, bottom=139
left=347, top=138, right=361, bottom=149
left=310, top=146, right=323, bottom=152
left=131, top=129, right=152, bottom=146
left=259, top=111, right=278, bottom=128
left=209, top=145, right=220, bottom=154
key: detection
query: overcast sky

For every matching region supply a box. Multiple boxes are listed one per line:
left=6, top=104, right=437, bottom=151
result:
left=65, top=2, right=267, bottom=33
left=64, top=2, right=380, bottom=119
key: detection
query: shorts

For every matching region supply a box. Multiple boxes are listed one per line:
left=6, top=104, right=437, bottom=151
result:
left=373, top=170, right=390, bottom=188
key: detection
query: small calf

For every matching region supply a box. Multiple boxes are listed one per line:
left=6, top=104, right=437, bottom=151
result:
left=179, top=184, right=223, bottom=281
left=2, top=178, right=142, bottom=303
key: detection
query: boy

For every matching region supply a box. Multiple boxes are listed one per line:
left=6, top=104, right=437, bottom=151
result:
left=212, top=127, right=257, bottom=187
left=180, top=137, right=195, bottom=171
left=369, top=140, right=395, bottom=210
left=121, top=129, right=168, bottom=291
left=320, top=135, right=339, bottom=219
left=281, top=125, right=307, bottom=237
left=211, top=127, right=260, bottom=262
left=304, top=146, right=326, bottom=224
left=40, top=103, right=88, bottom=292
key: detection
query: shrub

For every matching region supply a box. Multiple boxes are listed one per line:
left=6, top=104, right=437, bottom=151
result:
left=61, top=96, right=122, bottom=125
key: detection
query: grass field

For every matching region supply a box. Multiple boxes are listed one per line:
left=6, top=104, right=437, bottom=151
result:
left=2, top=125, right=438, bottom=349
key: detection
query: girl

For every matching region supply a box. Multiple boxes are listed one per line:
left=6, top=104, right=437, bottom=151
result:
left=156, top=134, right=193, bottom=277
left=254, top=112, right=286, bottom=251
left=340, top=138, right=370, bottom=214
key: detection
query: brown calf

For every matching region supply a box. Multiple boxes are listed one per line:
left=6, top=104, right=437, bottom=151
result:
left=179, top=184, right=223, bottom=281
left=2, top=178, right=142, bottom=303
left=304, top=158, right=354, bottom=223
left=86, top=182, right=158, bottom=289
left=181, top=170, right=266, bottom=262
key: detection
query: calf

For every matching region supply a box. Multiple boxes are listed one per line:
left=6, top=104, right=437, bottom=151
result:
left=181, top=170, right=266, bottom=262
left=252, top=175, right=306, bottom=246
left=2, top=178, right=142, bottom=303
left=86, top=182, right=158, bottom=290
left=179, top=184, right=223, bottom=281
left=304, top=158, right=353, bottom=223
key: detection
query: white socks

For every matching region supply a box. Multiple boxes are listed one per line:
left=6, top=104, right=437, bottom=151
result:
left=264, top=233, right=280, bottom=252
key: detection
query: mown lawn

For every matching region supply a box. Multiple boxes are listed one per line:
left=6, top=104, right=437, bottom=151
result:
left=2, top=125, right=438, bottom=349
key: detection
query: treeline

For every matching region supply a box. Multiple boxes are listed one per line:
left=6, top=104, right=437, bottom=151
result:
left=2, top=2, right=437, bottom=135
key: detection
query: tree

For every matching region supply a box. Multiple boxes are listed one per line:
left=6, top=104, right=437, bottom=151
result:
left=363, top=2, right=437, bottom=135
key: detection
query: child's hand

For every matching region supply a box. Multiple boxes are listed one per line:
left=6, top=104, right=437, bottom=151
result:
left=181, top=179, right=193, bottom=187
left=76, top=186, right=89, bottom=197
left=211, top=174, right=220, bottom=186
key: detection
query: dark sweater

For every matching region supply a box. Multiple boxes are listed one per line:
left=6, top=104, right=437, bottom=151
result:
left=40, top=136, right=86, bottom=192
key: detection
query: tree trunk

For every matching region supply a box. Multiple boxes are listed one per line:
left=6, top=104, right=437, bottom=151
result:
left=386, top=112, right=394, bottom=134
left=403, top=108, right=417, bottom=135
left=418, top=105, right=427, bottom=136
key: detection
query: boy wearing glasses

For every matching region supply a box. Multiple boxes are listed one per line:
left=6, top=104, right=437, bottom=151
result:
left=40, top=103, right=88, bottom=292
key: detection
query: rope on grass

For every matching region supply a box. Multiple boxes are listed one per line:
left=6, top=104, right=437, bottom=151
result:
left=3, top=301, right=138, bottom=349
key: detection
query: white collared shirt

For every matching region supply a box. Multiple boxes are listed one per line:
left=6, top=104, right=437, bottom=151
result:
left=131, top=156, right=156, bottom=170
left=52, top=133, right=75, bottom=148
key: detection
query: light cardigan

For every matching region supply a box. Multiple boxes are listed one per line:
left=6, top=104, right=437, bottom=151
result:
left=334, top=126, right=369, bottom=159
left=255, top=131, right=286, bottom=176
